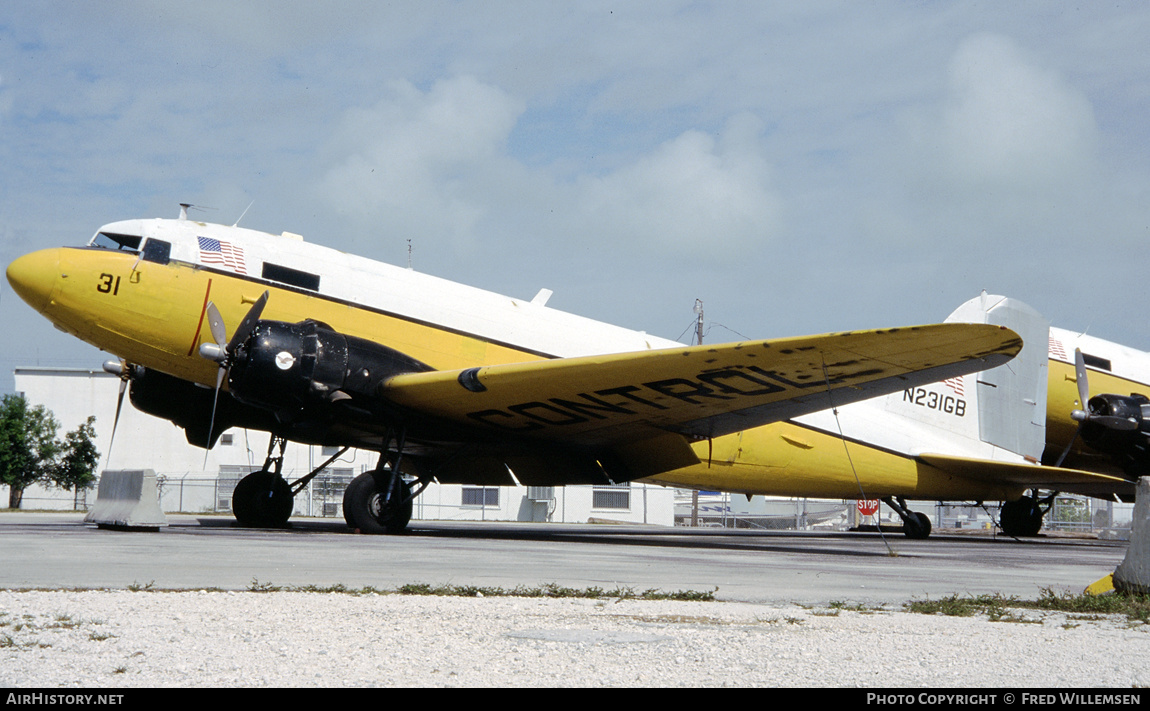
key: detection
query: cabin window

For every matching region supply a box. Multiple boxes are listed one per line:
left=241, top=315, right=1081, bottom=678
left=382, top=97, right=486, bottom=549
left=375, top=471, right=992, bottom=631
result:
left=1082, top=354, right=1112, bottom=372
left=262, top=262, right=320, bottom=291
left=90, top=232, right=141, bottom=252
left=141, top=239, right=171, bottom=265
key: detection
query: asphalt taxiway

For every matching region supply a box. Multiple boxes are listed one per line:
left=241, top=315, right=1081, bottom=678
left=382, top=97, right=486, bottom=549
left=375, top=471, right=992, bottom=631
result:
left=0, top=512, right=1126, bottom=603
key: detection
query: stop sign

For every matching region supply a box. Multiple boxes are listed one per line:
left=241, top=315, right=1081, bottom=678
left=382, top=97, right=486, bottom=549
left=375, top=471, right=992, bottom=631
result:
left=857, top=499, right=880, bottom=516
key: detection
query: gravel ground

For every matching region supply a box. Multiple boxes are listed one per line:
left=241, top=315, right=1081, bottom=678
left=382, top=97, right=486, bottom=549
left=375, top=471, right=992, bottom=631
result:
left=2, top=590, right=1150, bottom=687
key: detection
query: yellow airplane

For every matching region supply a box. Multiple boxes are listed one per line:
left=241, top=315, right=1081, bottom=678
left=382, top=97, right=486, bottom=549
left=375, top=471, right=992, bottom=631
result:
left=3, top=208, right=1128, bottom=537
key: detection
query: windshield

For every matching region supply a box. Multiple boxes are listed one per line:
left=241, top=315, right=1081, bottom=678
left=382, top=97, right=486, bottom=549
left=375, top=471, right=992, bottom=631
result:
left=90, top=232, right=142, bottom=252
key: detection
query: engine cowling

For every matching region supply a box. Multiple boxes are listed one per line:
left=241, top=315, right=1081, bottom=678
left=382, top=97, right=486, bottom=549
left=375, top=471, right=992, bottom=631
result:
left=1080, top=393, right=1150, bottom=476
left=226, top=319, right=433, bottom=416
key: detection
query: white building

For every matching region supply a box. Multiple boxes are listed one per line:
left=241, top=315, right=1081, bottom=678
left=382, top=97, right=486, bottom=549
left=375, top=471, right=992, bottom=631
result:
left=5, top=368, right=673, bottom=525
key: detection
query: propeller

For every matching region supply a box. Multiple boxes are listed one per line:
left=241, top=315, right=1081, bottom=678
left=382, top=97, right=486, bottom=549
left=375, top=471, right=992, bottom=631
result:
left=1055, top=348, right=1139, bottom=466
left=101, top=359, right=141, bottom=464
left=197, top=291, right=269, bottom=453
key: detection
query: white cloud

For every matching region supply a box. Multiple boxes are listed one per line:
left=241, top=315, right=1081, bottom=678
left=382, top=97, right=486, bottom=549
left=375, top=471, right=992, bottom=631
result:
left=318, top=76, right=526, bottom=249
left=575, top=112, right=781, bottom=254
left=318, top=76, right=782, bottom=263
left=940, top=33, right=1098, bottom=191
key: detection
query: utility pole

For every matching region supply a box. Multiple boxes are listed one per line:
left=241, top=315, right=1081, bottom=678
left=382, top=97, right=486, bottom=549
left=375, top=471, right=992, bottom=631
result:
left=691, top=299, right=703, bottom=526
left=693, top=299, right=704, bottom=345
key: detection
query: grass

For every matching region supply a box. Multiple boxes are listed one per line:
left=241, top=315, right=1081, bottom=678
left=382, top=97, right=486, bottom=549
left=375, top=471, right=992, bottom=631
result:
left=904, top=587, right=1150, bottom=624
left=8, top=581, right=1150, bottom=620
left=243, top=578, right=717, bottom=601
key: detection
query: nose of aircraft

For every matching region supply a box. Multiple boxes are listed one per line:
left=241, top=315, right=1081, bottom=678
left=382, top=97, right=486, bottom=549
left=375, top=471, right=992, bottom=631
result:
left=6, top=249, right=61, bottom=313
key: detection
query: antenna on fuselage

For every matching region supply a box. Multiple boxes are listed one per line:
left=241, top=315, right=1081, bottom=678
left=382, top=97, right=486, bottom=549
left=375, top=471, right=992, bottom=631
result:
left=407, top=239, right=413, bottom=270
left=179, top=203, right=191, bottom=220
left=233, top=201, right=254, bottom=227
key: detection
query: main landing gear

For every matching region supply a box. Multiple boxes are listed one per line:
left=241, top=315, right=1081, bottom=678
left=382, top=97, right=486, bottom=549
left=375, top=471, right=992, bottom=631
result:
left=342, top=428, right=430, bottom=535
left=227, top=428, right=430, bottom=534
left=230, top=436, right=349, bottom=528
left=342, top=471, right=414, bottom=534
left=882, top=496, right=933, bottom=539
left=999, top=491, right=1054, bottom=538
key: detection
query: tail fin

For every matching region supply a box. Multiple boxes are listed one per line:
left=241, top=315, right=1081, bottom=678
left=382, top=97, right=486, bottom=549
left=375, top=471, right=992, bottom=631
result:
left=944, top=292, right=1049, bottom=461
left=796, top=292, right=1049, bottom=463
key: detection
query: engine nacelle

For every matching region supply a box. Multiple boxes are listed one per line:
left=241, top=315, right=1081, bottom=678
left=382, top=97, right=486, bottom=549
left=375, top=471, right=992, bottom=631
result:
left=226, top=319, right=432, bottom=416
left=1080, top=393, right=1150, bottom=476
left=129, top=368, right=279, bottom=449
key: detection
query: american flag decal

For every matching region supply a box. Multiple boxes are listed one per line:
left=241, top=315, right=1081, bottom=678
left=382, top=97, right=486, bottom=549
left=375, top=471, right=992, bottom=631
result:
left=1049, top=337, right=1067, bottom=361
left=198, top=236, right=247, bottom=274
left=942, top=377, right=965, bottom=397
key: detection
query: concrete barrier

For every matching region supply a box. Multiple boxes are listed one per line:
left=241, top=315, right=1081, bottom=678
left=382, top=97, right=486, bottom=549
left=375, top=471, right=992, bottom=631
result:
left=1114, top=477, right=1150, bottom=593
left=84, top=470, right=168, bottom=531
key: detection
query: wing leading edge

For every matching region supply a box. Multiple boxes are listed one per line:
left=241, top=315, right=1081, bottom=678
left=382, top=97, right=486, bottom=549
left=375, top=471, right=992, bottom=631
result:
left=381, top=323, right=1022, bottom=451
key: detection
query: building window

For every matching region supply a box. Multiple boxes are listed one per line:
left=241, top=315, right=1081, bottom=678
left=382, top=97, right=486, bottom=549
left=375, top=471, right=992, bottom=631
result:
left=219, top=433, right=233, bottom=446
left=593, top=484, right=631, bottom=510
left=462, top=487, right=499, bottom=507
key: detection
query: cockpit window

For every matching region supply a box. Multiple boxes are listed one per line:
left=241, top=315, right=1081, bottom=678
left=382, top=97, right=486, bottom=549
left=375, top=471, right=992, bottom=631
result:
left=91, top=232, right=142, bottom=252
left=141, top=239, right=171, bottom=265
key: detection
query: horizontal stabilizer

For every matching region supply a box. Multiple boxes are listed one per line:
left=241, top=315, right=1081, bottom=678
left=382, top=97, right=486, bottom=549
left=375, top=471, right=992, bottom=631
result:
left=918, top=453, right=1132, bottom=496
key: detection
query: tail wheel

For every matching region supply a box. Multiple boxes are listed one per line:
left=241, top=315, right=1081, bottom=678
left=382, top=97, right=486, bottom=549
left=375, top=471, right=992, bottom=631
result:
left=343, top=472, right=412, bottom=534
left=232, top=470, right=293, bottom=528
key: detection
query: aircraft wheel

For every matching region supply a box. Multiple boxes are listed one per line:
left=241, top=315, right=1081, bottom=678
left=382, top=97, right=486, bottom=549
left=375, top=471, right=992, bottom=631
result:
left=232, top=470, right=294, bottom=528
left=1000, top=498, right=1043, bottom=537
left=343, top=472, right=412, bottom=535
left=903, top=511, right=932, bottom=539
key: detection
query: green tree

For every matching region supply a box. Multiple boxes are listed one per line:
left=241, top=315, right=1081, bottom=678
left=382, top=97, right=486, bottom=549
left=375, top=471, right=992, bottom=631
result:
left=49, top=416, right=100, bottom=506
left=0, top=394, right=62, bottom=509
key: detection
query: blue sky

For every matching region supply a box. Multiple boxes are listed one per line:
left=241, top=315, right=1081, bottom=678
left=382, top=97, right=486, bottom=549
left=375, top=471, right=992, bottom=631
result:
left=3, top=2, right=1150, bottom=387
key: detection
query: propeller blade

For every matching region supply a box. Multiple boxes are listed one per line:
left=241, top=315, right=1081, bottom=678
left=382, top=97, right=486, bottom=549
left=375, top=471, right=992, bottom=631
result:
left=203, top=365, right=227, bottom=467
left=227, top=291, right=270, bottom=355
left=1074, top=348, right=1089, bottom=411
left=107, top=376, right=127, bottom=461
left=100, top=359, right=137, bottom=468
left=1054, top=422, right=1082, bottom=467
left=206, top=301, right=227, bottom=347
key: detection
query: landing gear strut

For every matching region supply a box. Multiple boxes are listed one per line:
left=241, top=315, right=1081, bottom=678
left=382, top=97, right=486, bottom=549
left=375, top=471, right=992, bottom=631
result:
left=999, top=491, right=1054, bottom=537
left=342, top=428, right=430, bottom=535
left=231, top=435, right=350, bottom=528
left=232, top=437, right=293, bottom=528
left=882, top=496, right=933, bottom=539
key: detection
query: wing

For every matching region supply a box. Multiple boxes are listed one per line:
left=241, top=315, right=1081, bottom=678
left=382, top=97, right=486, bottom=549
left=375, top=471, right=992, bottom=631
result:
left=918, top=453, right=1135, bottom=498
left=382, top=323, right=1021, bottom=480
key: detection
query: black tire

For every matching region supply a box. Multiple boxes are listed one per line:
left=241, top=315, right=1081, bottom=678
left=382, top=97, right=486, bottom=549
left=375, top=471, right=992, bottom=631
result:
left=903, top=511, right=932, bottom=539
left=232, top=470, right=294, bottom=528
left=1000, top=498, right=1043, bottom=537
left=343, top=472, right=412, bottom=535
